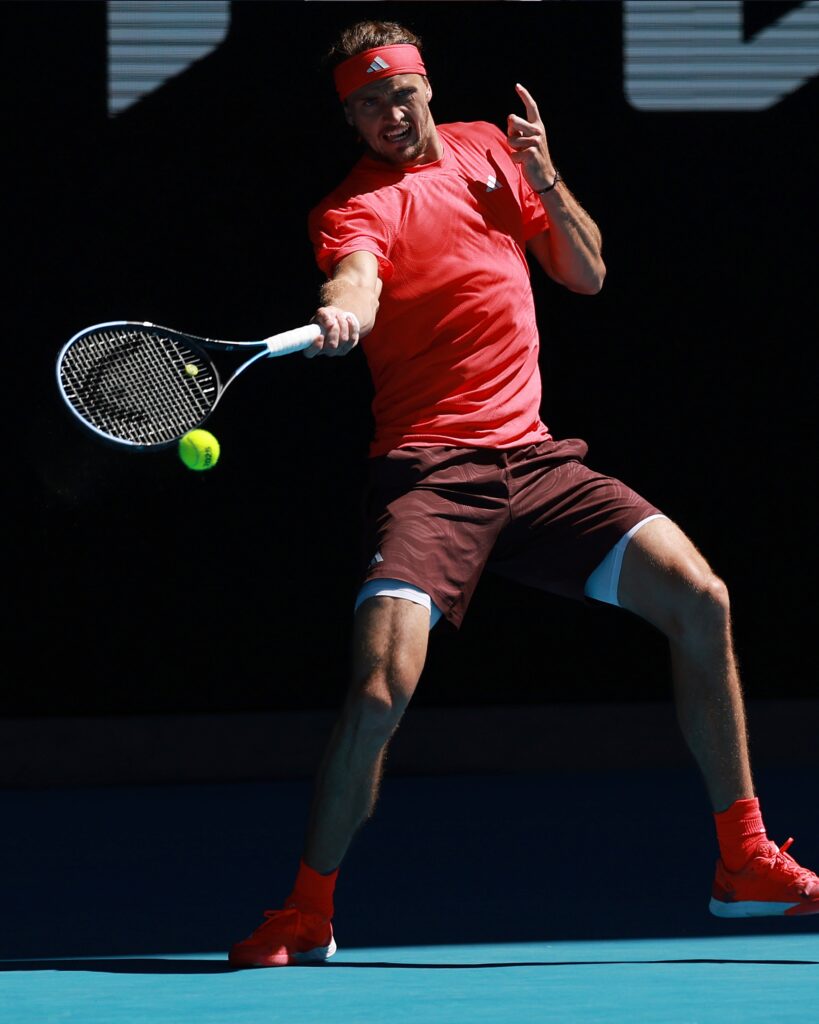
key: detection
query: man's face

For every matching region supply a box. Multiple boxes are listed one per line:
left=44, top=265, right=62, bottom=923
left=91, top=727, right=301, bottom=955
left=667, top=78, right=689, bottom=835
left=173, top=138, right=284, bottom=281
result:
left=344, top=73, right=440, bottom=167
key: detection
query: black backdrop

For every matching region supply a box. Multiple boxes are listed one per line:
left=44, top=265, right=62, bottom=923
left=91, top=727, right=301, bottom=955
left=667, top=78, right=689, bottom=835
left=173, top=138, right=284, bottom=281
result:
left=9, top=1, right=818, bottom=716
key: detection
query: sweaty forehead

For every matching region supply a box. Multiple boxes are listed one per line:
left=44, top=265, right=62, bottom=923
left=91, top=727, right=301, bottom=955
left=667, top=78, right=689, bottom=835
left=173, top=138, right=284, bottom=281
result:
left=347, top=73, right=427, bottom=104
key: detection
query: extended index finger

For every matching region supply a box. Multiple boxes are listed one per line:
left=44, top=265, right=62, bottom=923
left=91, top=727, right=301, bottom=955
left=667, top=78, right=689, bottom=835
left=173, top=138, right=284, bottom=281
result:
left=515, top=82, right=540, bottom=124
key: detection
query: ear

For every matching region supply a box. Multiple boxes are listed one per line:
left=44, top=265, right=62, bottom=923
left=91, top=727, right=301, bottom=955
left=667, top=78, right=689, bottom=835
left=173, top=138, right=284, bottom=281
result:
left=343, top=102, right=354, bottom=127
left=424, top=77, right=433, bottom=102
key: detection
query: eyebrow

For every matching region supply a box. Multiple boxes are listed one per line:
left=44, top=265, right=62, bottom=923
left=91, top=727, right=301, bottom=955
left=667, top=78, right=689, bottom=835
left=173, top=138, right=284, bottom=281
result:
left=356, top=83, right=417, bottom=103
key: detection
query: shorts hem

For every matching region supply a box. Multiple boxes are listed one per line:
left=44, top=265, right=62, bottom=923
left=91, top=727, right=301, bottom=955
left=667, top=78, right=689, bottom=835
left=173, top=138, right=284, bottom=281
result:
left=363, top=566, right=463, bottom=628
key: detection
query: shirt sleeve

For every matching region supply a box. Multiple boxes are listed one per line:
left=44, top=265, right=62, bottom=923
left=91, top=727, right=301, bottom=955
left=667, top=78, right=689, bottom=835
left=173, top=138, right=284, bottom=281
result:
left=309, top=198, right=395, bottom=281
left=519, top=173, right=549, bottom=240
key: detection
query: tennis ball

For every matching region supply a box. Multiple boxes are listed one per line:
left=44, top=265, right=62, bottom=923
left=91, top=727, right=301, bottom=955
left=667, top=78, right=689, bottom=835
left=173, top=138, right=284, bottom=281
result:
left=178, top=429, right=220, bottom=471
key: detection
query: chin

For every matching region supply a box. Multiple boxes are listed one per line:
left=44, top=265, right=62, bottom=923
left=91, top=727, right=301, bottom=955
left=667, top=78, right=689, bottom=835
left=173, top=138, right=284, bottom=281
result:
left=397, top=141, right=428, bottom=165
left=375, top=147, right=418, bottom=167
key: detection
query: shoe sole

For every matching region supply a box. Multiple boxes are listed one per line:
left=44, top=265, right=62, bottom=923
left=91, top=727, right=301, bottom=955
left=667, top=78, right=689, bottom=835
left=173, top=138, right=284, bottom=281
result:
left=709, top=897, right=808, bottom=918
left=229, top=936, right=337, bottom=968
left=291, top=936, right=338, bottom=965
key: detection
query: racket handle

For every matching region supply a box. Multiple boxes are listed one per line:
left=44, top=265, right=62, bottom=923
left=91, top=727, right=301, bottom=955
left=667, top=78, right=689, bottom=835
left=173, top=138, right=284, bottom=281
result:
left=263, top=313, right=361, bottom=357
left=263, top=323, right=322, bottom=356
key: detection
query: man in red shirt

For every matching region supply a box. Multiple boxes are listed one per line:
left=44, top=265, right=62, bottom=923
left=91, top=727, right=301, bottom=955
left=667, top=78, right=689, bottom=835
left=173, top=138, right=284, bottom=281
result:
left=230, top=21, right=819, bottom=967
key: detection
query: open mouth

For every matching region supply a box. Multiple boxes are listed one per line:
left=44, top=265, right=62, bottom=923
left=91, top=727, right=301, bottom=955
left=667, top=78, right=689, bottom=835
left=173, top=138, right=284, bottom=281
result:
left=383, top=124, right=412, bottom=145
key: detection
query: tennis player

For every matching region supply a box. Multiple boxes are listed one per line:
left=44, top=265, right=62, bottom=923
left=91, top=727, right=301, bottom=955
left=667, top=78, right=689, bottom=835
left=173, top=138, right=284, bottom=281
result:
left=229, top=20, right=819, bottom=967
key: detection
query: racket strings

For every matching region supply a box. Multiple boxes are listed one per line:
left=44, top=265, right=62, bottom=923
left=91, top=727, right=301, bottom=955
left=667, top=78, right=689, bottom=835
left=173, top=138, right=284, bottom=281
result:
left=59, top=328, right=218, bottom=445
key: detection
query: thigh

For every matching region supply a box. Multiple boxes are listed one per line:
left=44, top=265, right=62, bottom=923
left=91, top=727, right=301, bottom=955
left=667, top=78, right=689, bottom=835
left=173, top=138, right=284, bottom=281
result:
left=350, top=595, right=431, bottom=712
left=617, top=516, right=725, bottom=635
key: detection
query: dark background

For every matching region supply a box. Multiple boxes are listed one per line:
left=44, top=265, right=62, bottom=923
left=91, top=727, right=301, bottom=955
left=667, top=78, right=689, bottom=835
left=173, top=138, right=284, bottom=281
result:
left=9, top=1, right=818, bottom=717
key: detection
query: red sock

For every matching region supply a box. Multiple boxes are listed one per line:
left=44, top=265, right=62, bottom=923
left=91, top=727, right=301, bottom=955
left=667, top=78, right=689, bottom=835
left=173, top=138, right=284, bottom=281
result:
left=714, top=797, right=768, bottom=872
left=285, top=859, right=339, bottom=918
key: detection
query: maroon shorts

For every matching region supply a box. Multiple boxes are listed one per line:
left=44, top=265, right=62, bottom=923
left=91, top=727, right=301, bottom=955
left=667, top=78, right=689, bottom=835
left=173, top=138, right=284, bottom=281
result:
left=361, top=439, right=662, bottom=627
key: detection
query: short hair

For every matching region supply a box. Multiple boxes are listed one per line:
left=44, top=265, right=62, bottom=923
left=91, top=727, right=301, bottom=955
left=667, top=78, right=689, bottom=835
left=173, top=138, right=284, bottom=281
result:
left=324, top=21, right=423, bottom=70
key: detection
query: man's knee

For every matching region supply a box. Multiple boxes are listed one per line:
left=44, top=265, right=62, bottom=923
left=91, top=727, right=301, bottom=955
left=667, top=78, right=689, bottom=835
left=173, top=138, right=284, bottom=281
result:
left=346, top=595, right=429, bottom=744
left=620, top=519, right=732, bottom=644
left=346, top=656, right=421, bottom=746
left=667, top=564, right=731, bottom=645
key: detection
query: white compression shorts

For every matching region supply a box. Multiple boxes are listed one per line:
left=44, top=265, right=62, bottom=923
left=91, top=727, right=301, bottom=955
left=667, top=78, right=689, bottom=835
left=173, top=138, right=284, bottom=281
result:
left=354, top=513, right=667, bottom=630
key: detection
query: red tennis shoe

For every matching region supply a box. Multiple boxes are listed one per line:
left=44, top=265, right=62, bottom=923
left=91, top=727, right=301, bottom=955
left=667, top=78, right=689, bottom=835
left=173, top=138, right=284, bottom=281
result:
left=229, top=907, right=337, bottom=967
left=710, top=837, right=819, bottom=917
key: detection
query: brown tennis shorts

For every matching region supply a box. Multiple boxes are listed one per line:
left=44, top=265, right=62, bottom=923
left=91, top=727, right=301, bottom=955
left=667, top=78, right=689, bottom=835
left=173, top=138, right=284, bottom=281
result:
left=360, top=438, right=662, bottom=627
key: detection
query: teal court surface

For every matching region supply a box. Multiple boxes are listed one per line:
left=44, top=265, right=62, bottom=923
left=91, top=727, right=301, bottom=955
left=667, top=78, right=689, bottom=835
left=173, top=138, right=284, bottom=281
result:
left=3, top=935, right=819, bottom=1024
left=2, top=767, right=818, bottom=1022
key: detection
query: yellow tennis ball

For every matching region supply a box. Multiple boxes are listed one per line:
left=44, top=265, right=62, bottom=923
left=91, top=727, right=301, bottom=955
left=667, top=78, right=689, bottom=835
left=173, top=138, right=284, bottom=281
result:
left=178, top=429, right=220, bottom=471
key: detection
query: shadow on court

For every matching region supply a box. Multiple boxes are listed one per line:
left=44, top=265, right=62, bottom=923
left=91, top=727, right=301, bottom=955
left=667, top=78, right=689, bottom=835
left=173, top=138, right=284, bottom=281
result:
left=2, top=766, right=818, bottom=960
left=2, top=954, right=817, bottom=973
left=0, top=960, right=239, bottom=974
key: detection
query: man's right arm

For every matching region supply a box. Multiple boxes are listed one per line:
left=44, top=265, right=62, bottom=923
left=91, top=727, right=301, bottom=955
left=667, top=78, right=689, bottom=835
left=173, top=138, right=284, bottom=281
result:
left=306, top=251, right=382, bottom=358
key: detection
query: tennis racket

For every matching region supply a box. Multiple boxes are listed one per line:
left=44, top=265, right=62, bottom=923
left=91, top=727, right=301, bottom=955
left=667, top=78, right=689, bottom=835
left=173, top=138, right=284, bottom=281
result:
left=55, top=318, right=350, bottom=449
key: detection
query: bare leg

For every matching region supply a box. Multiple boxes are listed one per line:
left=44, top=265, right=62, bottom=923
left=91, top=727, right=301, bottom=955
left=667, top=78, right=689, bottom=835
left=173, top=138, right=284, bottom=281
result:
left=303, top=596, right=430, bottom=873
left=617, top=518, right=754, bottom=812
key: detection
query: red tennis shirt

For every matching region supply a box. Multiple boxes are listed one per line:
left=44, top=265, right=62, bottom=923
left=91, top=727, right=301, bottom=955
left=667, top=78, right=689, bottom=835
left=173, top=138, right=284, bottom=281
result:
left=309, top=121, right=553, bottom=456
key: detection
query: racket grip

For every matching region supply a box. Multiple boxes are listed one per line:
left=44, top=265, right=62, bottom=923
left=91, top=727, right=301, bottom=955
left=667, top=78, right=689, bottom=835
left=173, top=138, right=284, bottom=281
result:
left=263, top=323, right=322, bottom=356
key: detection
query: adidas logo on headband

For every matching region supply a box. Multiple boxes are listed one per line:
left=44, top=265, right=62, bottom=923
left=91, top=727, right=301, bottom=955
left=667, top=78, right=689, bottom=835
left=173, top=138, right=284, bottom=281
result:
left=367, top=55, right=391, bottom=74
left=334, top=45, right=426, bottom=100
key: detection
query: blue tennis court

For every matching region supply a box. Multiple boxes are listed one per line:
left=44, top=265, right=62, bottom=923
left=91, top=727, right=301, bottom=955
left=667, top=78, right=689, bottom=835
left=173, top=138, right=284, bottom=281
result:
left=3, top=934, right=818, bottom=1024
left=2, top=766, right=817, bottom=1022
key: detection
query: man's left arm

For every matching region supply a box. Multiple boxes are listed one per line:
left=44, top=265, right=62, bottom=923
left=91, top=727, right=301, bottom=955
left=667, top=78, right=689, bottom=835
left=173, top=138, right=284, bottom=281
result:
left=507, top=83, right=605, bottom=295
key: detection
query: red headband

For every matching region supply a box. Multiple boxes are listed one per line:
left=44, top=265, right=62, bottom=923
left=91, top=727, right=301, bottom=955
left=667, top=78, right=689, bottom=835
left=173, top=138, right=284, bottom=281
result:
left=334, top=44, right=427, bottom=101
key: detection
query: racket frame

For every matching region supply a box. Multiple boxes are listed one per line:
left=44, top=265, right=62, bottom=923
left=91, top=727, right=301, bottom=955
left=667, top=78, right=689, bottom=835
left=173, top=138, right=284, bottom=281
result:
left=55, top=319, right=324, bottom=450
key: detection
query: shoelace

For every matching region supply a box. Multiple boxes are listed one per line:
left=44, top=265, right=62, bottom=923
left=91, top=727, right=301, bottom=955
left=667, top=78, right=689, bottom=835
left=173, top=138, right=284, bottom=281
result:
left=249, top=907, right=301, bottom=937
left=769, top=838, right=819, bottom=893
left=256, top=905, right=327, bottom=929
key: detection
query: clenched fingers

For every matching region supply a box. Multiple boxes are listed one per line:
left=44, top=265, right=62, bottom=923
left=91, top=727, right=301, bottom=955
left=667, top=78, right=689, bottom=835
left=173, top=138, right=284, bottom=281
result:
left=305, top=308, right=361, bottom=358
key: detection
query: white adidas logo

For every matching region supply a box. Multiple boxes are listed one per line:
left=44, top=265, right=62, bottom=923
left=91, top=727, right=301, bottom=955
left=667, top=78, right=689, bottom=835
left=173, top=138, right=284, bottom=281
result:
left=367, top=55, right=390, bottom=74
left=486, top=174, right=503, bottom=192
